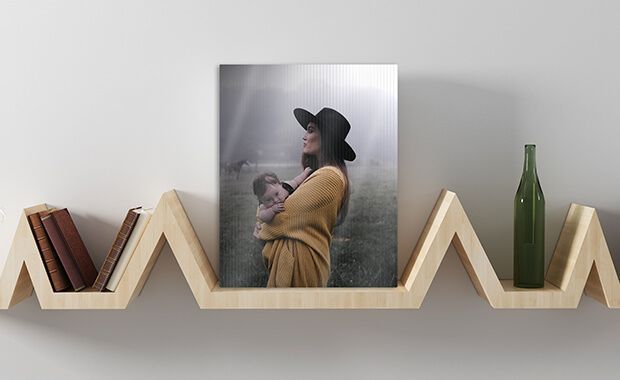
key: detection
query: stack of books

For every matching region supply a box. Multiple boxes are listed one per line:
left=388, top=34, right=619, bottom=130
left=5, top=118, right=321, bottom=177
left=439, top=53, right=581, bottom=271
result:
left=27, top=206, right=153, bottom=292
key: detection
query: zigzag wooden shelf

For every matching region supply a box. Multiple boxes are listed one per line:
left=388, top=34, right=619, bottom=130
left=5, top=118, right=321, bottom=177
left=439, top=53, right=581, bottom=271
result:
left=1, top=189, right=618, bottom=309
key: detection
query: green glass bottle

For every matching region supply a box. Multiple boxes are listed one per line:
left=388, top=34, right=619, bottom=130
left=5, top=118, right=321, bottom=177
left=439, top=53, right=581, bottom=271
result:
left=514, top=144, right=545, bottom=288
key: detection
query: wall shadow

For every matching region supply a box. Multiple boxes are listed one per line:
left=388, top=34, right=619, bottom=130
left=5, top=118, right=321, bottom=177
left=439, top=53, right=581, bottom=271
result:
left=175, top=189, right=219, bottom=275
left=596, top=209, right=620, bottom=273
left=398, top=77, right=518, bottom=278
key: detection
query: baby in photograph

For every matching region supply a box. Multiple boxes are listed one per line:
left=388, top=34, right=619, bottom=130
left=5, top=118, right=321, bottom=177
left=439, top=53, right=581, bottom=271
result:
left=252, top=167, right=312, bottom=239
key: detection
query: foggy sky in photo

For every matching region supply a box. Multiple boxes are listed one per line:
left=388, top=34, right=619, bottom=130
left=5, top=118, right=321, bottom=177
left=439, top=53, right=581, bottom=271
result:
left=219, top=64, right=397, bottom=166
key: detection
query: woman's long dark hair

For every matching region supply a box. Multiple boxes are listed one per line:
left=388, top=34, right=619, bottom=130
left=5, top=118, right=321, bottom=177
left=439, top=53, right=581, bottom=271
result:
left=301, top=133, right=351, bottom=226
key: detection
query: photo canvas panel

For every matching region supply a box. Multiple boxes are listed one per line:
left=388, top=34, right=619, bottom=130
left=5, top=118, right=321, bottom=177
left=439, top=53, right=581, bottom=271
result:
left=219, top=64, right=397, bottom=287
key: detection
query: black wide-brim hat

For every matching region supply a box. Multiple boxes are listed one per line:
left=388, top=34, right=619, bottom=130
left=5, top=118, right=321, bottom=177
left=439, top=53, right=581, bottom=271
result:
left=293, top=107, right=356, bottom=161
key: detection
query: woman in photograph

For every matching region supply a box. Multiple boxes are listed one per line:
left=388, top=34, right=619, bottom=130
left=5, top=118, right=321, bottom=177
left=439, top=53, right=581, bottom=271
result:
left=257, top=107, right=356, bottom=287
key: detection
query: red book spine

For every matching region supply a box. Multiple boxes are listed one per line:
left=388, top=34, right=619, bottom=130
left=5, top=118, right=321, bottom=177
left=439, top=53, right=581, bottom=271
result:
left=28, top=211, right=71, bottom=292
left=50, top=209, right=98, bottom=288
left=41, top=213, right=85, bottom=291
left=93, top=208, right=140, bottom=291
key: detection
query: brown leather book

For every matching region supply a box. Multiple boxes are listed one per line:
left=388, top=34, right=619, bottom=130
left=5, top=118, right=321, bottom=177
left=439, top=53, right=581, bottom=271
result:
left=93, top=207, right=141, bottom=291
left=48, top=209, right=98, bottom=289
left=41, top=212, right=86, bottom=291
left=28, top=211, right=70, bottom=292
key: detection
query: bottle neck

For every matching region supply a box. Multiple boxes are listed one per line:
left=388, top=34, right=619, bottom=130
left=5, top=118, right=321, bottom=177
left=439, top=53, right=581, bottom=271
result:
left=523, top=146, right=537, bottom=175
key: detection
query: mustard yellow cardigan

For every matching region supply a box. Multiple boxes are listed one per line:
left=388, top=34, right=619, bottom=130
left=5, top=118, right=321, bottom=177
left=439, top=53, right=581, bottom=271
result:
left=258, top=166, right=345, bottom=287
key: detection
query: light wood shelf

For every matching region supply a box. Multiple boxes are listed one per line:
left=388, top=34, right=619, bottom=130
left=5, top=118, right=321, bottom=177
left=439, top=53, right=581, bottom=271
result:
left=0, top=189, right=618, bottom=309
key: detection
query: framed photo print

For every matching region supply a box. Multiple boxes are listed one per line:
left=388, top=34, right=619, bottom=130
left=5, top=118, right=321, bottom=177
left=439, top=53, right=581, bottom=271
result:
left=219, top=64, right=397, bottom=287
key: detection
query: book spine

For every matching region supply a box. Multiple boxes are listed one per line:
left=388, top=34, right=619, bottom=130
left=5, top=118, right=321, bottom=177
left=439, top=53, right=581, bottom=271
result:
left=50, top=209, right=98, bottom=288
left=41, top=214, right=85, bottom=291
left=93, top=208, right=140, bottom=291
left=28, top=211, right=71, bottom=292
left=106, top=210, right=152, bottom=291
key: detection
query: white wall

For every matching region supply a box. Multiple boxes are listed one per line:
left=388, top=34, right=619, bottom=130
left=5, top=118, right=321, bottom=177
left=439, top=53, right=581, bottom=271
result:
left=1, top=1, right=619, bottom=378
